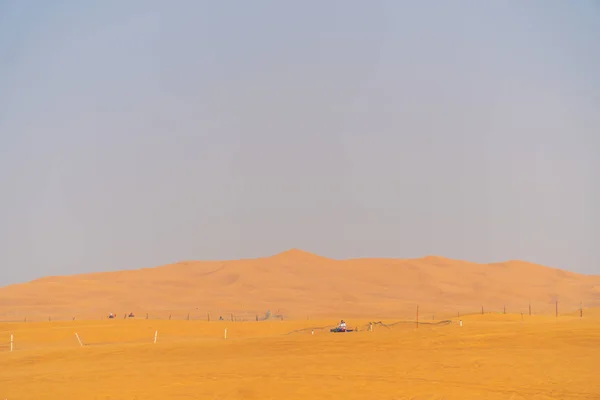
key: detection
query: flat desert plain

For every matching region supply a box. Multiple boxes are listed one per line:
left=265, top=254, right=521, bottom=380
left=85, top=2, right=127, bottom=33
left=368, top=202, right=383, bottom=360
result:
left=1, top=310, right=600, bottom=399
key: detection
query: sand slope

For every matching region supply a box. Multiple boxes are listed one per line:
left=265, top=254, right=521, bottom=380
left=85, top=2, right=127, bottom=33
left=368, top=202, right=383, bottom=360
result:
left=1, top=249, right=599, bottom=321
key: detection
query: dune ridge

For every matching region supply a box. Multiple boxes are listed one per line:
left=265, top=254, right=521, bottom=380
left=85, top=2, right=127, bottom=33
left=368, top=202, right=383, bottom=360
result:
left=1, top=248, right=599, bottom=321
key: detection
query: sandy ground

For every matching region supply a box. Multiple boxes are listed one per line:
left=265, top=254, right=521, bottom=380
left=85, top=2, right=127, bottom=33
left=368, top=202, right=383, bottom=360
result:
left=1, top=310, right=599, bottom=399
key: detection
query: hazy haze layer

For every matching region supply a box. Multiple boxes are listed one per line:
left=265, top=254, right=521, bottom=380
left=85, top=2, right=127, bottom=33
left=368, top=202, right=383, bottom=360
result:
left=0, top=1, right=599, bottom=285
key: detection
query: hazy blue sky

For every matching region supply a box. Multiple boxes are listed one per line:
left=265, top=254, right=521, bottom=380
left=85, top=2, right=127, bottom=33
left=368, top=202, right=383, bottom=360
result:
left=1, top=1, right=599, bottom=285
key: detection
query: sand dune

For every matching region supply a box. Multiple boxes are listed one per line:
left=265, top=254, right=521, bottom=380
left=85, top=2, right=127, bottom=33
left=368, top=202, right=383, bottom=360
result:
left=1, top=249, right=599, bottom=321
left=2, top=251, right=600, bottom=398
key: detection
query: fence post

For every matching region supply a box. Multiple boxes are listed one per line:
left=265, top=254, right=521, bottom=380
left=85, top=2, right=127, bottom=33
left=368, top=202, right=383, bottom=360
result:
left=10, top=334, right=13, bottom=352
left=416, top=305, right=419, bottom=328
left=481, top=306, right=484, bottom=315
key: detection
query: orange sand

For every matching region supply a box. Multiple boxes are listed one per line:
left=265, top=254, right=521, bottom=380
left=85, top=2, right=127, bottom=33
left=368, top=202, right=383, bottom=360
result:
left=1, top=311, right=599, bottom=399
left=1, top=249, right=599, bottom=321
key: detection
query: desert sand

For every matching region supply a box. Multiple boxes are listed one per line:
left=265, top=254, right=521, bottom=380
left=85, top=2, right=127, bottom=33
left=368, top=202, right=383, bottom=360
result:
left=1, top=250, right=599, bottom=398
left=0, top=249, right=599, bottom=322
left=1, top=310, right=600, bottom=399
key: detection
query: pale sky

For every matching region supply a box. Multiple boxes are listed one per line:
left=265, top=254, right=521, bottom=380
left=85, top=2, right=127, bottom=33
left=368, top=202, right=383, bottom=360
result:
left=0, top=1, right=599, bottom=285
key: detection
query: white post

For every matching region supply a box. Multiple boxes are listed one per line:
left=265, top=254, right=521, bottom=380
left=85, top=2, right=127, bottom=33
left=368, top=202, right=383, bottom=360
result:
left=10, top=334, right=13, bottom=352
left=369, top=323, right=373, bottom=332
left=224, top=328, right=227, bottom=340
left=459, top=320, right=463, bottom=327
left=75, top=333, right=83, bottom=347
left=154, top=330, right=158, bottom=344
left=311, top=330, right=314, bottom=335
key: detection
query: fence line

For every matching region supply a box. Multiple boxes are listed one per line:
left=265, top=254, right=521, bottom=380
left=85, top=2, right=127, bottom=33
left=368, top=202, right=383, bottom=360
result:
left=0, top=301, right=591, bottom=324
left=0, top=302, right=594, bottom=354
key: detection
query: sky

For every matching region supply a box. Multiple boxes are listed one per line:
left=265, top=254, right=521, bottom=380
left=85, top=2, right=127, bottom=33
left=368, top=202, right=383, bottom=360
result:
left=0, top=1, right=599, bottom=285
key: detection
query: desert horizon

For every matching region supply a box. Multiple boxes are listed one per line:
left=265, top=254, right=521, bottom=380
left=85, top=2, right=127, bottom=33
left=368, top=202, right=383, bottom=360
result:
left=3, top=1, right=598, bottom=398
left=2, top=248, right=599, bottom=322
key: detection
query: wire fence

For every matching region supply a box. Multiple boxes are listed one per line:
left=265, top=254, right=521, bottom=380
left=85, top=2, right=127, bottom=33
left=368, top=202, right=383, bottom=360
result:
left=0, top=302, right=592, bottom=354
left=0, top=299, right=589, bottom=323
left=0, top=320, right=456, bottom=353
left=0, top=310, right=287, bottom=323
